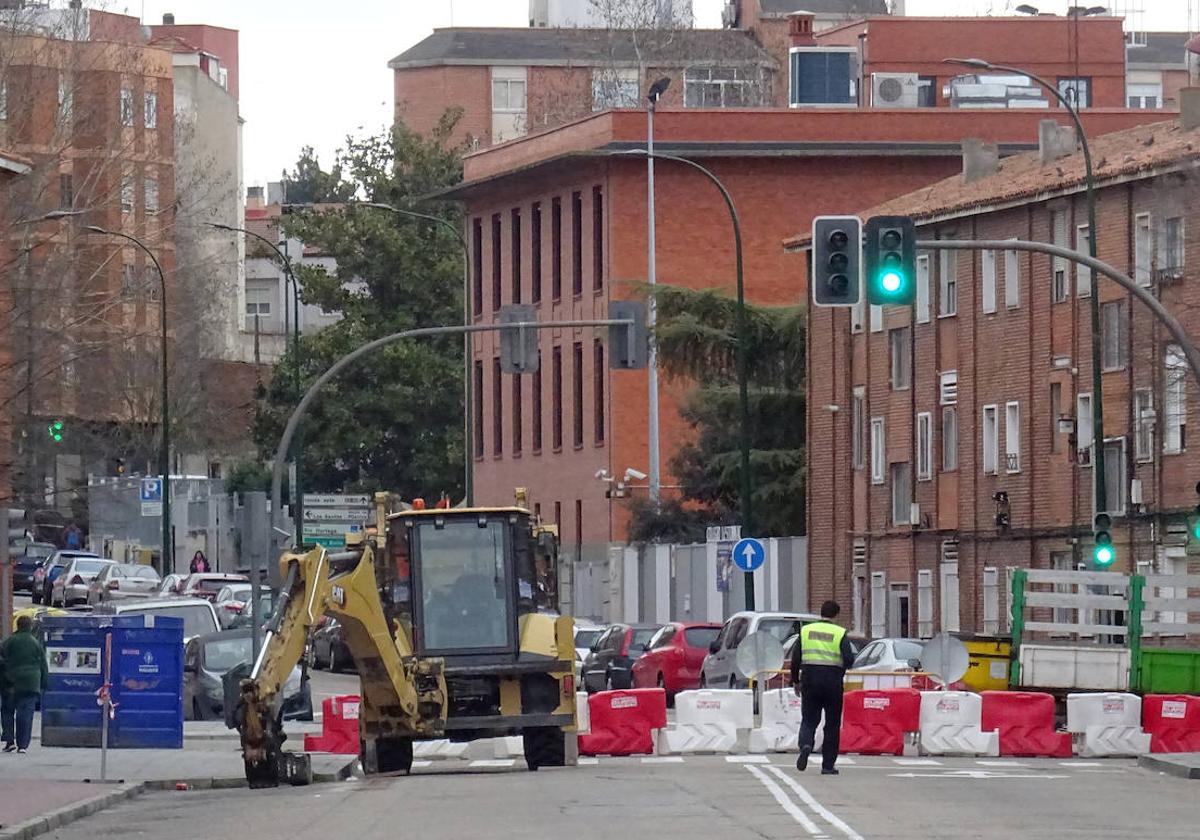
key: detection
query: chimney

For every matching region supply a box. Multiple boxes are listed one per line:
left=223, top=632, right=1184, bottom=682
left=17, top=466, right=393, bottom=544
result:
left=1180, top=87, right=1200, bottom=130
left=163, top=13, right=175, bottom=25
left=788, top=11, right=816, bottom=47
left=1039, top=119, right=1077, bottom=164
left=961, top=138, right=999, bottom=184
left=246, top=186, right=264, bottom=210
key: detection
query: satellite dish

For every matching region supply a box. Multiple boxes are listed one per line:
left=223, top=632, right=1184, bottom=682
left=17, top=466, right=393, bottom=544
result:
left=920, top=633, right=970, bottom=687
left=736, top=631, right=785, bottom=682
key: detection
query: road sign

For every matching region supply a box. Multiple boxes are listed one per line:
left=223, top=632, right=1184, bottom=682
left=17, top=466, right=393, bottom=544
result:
left=303, top=494, right=370, bottom=508
left=302, top=523, right=363, bottom=539
left=920, top=633, right=970, bottom=686
left=141, top=502, right=162, bottom=517
left=302, top=507, right=371, bottom=523
left=308, top=536, right=347, bottom=549
left=139, top=478, right=162, bottom=503
left=732, top=538, right=765, bottom=572
left=735, top=630, right=784, bottom=681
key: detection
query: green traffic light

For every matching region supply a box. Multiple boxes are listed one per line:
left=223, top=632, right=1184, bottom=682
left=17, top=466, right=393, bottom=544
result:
left=1094, top=544, right=1114, bottom=566
left=881, top=271, right=902, bottom=293
left=48, top=420, right=64, bottom=443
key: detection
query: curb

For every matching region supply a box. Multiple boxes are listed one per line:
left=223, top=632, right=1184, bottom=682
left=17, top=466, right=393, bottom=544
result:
left=0, top=783, right=144, bottom=840
left=1138, top=754, right=1200, bottom=780
left=141, top=758, right=357, bottom=791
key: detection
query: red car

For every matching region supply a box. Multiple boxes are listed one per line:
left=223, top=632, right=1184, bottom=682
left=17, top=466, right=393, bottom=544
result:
left=631, top=621, right=722, bottom=697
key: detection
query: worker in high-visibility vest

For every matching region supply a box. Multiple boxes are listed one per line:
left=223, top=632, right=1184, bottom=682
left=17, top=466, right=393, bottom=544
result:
left=788, top=600, right=856, bottom=775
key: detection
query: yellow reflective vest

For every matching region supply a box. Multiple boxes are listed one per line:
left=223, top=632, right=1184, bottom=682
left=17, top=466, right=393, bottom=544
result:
left=799, top=621, right=847, bottom=668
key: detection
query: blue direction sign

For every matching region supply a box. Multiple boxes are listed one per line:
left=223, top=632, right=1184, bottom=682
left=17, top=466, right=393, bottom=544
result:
left=732, top=537, right=765, bottom=572
left=139, top=478, right=162, bottom=503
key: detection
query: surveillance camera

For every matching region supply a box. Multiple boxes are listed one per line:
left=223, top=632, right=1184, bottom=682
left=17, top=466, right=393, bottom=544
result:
left=594, top=469, right=612, bottom=481
left=624, top=467, right=648, bottom=482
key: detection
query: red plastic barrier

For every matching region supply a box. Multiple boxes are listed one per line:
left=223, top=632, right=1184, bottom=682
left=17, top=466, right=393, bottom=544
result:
left=578, top=688, right=668, bottom=756
left=303, top=694, right=361, bottom=754
left=980, top=691, right=1072, bottom=758
left=1143, top=694, right=1200, bottom=753
left=840, top=688, right=921, bottom=756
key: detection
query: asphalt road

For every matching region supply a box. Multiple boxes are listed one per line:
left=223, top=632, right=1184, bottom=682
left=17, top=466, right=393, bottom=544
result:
left=49, top=754, right=1196, bottom=840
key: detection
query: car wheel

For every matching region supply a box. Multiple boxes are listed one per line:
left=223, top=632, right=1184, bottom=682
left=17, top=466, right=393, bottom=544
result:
left=306, top=644, right=317, bottom=670
left=328, top=644, right=339, bottom=673
left=193, top=698, right=205, bottom=721
left=522, top=727, right=566, bottom=771
left=605, top=672, right=615, bottom=692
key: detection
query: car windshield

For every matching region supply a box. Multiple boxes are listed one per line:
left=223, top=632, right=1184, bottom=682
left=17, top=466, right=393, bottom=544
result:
left=72, top=560, right=110, bottom=575
left=629, top=628, right=658, bottom=651
left=893, top=640, right=924, bottom=662
left=685, top=627, right=720, bottom=649
left=196, top=579, right=232, bottom=593
left=123, top=605, right=217, bottom=639
left=575, top=628, right=602, bottom=649
left=130, top=567, right=160, bottom=580
left=27, top=546, right=54, bottom=559
left=203, top=637, right=251, bottom=673
left=417, top=519, right=510, bottom=651
left=758, top=619, right=802, bottom=643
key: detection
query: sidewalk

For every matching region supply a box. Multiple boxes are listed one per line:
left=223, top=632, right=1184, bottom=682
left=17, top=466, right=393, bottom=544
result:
left=1138, top=752, right=1200, bottom=779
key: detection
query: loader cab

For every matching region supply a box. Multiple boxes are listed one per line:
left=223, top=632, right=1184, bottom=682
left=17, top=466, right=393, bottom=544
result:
left=385, top=507, right=539, bottom=662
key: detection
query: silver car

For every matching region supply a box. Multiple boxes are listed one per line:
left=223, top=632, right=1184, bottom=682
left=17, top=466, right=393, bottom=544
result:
left=51, top=555, right=115, bottom=606
left=93, top=597, right=221, bottom=643
left=87, top=563, right=162, bottom=605
left=700, top=610, right=822, bottom=689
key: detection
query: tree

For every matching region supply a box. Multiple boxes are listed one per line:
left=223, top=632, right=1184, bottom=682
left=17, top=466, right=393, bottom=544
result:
left=626, top=285, right=806, bottom=541
left=278, top=146, right=356, bottom=205
left=253, top=113, right=468, bottom=500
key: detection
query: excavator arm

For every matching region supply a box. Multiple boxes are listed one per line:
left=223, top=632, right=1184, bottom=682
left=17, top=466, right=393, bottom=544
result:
left=235, top=542, right=447, bottom=787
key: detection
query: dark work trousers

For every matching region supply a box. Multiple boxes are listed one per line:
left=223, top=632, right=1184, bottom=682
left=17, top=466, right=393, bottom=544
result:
left=797, top=667, right=845, bottom=770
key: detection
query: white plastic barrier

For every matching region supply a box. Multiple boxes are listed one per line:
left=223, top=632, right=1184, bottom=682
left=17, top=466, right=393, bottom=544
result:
left=466, top=736, right=526, bottom=760
left=748, top=688, right=821, bottom=754
left=413, top=739, right=470, bottom=760
left=657, top=689, right=753, bottom=755
left=918, top=691, right=1000, bottom=757
left=1067, top=692, right=1150, bottom=757
left=576, top=691, right=590, bottom=734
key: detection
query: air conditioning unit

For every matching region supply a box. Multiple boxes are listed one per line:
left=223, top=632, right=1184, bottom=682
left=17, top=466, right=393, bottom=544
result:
left=872, top=73, right=920, bottom=108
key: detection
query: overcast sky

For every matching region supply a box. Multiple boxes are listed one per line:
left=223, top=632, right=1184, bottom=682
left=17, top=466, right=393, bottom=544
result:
left=122, top=0, right=1194, bottom=190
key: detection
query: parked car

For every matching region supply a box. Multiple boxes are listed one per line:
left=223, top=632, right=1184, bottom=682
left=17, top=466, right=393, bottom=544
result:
left=581, top=623, right=663, bottom=693
left=573, top=620, right=603, bottom=686
left=853, top=638, right=925, bottom=672
left=12, top=543, right=57, bottom=593
left=184, top=629, right=312, bottom=721
left=631, top=621, right=722, bottom=697
left=766, top=632, right=869, bottom=690
left=86, top=563, right=162, bottom=605
left=181, top=573, right=248, bottom=602
left=50, top=555, right=115, bottom=607
left=700, top=611, right=822, bottom=689
left=33, top=551, right=98, bottom=605
left=156, top=573, right=188, bottom=596
left=93, top=597, right=221, bottom=643
left=308, top=617, right=354, bottom=671
left=214, top=583, right=253, bottom=628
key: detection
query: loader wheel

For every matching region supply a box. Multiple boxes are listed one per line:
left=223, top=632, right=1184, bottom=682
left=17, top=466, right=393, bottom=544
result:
left=523, top=727, right=566, bottom=771
left=363, top=736, right=413, bottom=775
left=244, top=755, right=280, bottom=789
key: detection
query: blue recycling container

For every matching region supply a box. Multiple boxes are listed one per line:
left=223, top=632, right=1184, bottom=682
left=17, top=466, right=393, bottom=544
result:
left=41, top=615, right=184, bottom=749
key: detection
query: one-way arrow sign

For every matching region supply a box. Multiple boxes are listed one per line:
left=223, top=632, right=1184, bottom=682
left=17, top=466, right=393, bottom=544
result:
left=732, top=537, right=765, bottom=572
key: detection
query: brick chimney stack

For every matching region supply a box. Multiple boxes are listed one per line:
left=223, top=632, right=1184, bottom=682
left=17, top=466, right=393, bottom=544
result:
left=788, top=11, right=816, bottom=47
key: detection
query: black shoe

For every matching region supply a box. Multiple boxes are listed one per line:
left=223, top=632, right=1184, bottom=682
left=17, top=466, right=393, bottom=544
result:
left=821, top=767, right=839, bottom=776
left=2, top=743, right=14, bottom=753
left=796, top=746, right=811, bottom=771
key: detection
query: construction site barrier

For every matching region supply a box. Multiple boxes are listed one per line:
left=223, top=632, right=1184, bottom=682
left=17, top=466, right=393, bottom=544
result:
left=303, top=694, right=360, bottom=755
left=1143, top=694, right=1200, bottom=753
left=1065, top=692, right=1149, bottom=757
left=657, top=689, right=752, bottom=755
left=840, top=688, right=921, bottom=756
left=750, top=688, right=806, bottom=753
left=576, top=691, right=590, bottom=734
left=578, top=688, right=667, bottom=756
left=980, top=691, right=1072, bottom=758
left=918, top=691, right=999, bottom=757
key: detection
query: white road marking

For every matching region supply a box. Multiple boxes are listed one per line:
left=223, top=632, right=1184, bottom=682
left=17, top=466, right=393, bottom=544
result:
left=745, top=765, right=828, bottom=838
left=468, top=759, right=516, bottom=768
left=893, top=758, right=942, bottom=766
left=837, top=757, right=856, bottom=765
left=890, top=770, right=1070, bottom=780
left=411, top=760, right=433, bottom=769
left=726, top=755, right=771, bottom=764
left=1062, top=762, right=1103, bottom=767
left=641, top=756, right=686, bottom=764
left=976, top=760, right=1028, bottom=767
left=765, top=766, right=865, bottom=840
left=578, top=757, right=599, bottom=765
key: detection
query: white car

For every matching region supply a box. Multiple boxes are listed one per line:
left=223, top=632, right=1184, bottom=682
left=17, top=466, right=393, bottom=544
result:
left=573, top=620, right=604, bottom=688
left=51, top=555, right=115, bottom=606
left=93, top=597, right=221, bottom=644
left=852, top=638, right=926, bottom=673
left=700, top=610, right=821, bottom=689
left=214, top=583, right=253, bottom=628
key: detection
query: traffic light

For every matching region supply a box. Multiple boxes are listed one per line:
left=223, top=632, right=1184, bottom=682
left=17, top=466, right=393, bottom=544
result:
left=498, top=304, right=539, bottom=374
left=609, top=300, right=648, bottom=370
left=811, top=215, right=862, bottom=307
left=1190, top=481, right=1200, bottom=542
left=865, top=215, right=916, bottom=306
left=47, top=419, right=64, bottom=443
left=1093, top=512, right=1115, bottom=568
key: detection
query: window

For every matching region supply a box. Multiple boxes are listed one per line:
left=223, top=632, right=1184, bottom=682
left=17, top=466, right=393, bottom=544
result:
left=594, top=340, right=605, bottom=444
left=916, top=412, right=932, bottom=481
left=939, top=370, right=958, bottom=405
left=889, top=327, right=910, bottom=389
left=1135, top=388, right=1154, bottom=463
left=244, top=287, right=271, bottom=328
left=512, top=376, right=523, bottom=456
left=592, top=68, right=638, bottom=110
left=552, top=345, right=563, bottom=450
left=870, top=418, right=885, bottom=484
left=551, top=198, right=562, bottom=300
left=789, top=49, right=855, bottom=106
left=915, top=253, right=931, bottom=323
left=685, top=65, right=762, bottom=108
left=1135, top=214, right=1152, bottom=286
left=942, top=406, right=958, bottom=471
left=571, top=191, right=583, bottom=297
left=144, top=91, right=157, bottom=129
left=572, top=341, right=584, bottom=448
left=890, top=462, right=911, bottom=526
left=510, top=208, right=522, bottom=304
left=491, top=213, right=502, bottom=311
left=532, top=354, right=543, bottom=453
left=870, top=572, right=887, bottom=639
left=982, top=568, right=1000, bottom=636
left=869, top=304, right=882, bottom=332
left=917, top=569, right=934, bottom=639
left=531, top=203, right=542, bottom=304
left=1163, top=216, right=1184, bottom=277
left=1005, top=401, right=1020, bottom=473
left=1050, top=382, right=1063, bottom=453
left=1076, top=224, right=1092, bottom=296
left=938, top=247, right=957, bottom=316
left=1101, top=301, right=1127, bottom=370
left=121, top=176, right=134, bottom=213
left=940, top=542, right=961, bottom=633
left=1104, top=438, right=1127, bottom=515
left=851, top=386, right=865, bottom=470
left=1051, top=209, right=1069, bottom=302
left=1077, top=392, right=1094, bottom=459
left=1127, top=82, right=1162, bottom=109
left=1004, top=248, right=1020, bottom=308
left=851, top=297, right=864, bottom=333
left=58, top=73, right=72, bottom=121
left=491, top=71, right=527, bottom=112
left=1057, top=76, right=1091, bottom=108
left=1165, top=345, right=1187, bottom=454
left=492, top=356, right=503, bottom=457
left=471, top=218, right=483, bottom=316
left=981, top=250, right=996, bottom=313
left=916, top=74, right=937, bottom=107
left=59, top=174, right=73, bottom=210
left=121, top=263, right=138, bottom=297
left=592, top=186, right=604, bottom=292
left=119, top=86, right=134, bottom=126
left=473, top=361, right=484, bottom=458
left=144, top=177, right=158, bottom=213
left=982, top=404, right=998, bottom=474
left=575, top=500, right=583, bottom=555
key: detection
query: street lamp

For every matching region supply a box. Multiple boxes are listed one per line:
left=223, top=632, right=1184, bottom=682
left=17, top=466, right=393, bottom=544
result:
left=644, top=77, right=670, bottom=507
left=946, top=57, right=1108, bottom=518
left=359, top=201, right=474, bottom=506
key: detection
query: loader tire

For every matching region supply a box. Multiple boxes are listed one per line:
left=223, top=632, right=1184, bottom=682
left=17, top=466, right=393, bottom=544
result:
left=363, top=736, right=414, bottom=775
left=523, top=727, right=566, bottom=772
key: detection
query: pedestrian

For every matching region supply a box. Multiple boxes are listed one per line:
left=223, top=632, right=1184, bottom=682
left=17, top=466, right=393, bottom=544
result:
left=189, top=550, right=210, bottom=574
left=790, top=600, right=856, bottom=776
left=1, top=615, right=49, bottom=754
left=0, top=641, right=13, bottom=752
left=62, top=522, right=83, bottom=550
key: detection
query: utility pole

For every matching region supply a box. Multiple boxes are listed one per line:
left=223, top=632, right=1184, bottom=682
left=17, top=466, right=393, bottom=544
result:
left=645, top=77, right=671, bottom=508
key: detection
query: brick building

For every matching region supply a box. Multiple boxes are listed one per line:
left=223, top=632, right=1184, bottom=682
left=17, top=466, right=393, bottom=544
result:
left=796, top=107, right=1200, bottom=640
left=442, top=105, right=1160, bottom=568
